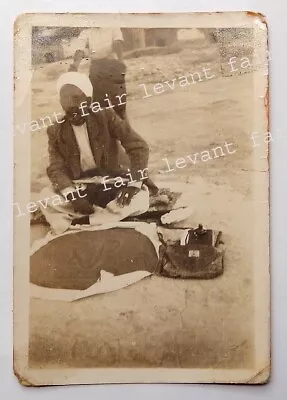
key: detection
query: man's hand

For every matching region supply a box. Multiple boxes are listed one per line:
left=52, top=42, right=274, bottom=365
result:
left=65, top=189, right=94, bottom=215
left=116, top=186, right=140, bottom=207
left=72, top=198, right=94, bottom=215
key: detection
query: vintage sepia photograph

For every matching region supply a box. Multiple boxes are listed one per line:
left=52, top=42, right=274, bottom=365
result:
left=13, top=12, right=270, bottom=385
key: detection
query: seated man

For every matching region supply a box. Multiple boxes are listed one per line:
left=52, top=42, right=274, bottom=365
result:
left=40, top=72, right=152, bottom=234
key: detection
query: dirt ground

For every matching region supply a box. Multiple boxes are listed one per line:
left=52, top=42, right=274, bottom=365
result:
left=29, top=36, right=256, bottom=368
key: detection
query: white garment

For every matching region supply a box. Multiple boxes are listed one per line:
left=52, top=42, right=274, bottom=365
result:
left=76, top=28, right=123, bottom=60
left=60, top=123, right=97, bottom=197
left=72, top=123, right=97, bottom=172
left=61, top=122, right=142, bottom=197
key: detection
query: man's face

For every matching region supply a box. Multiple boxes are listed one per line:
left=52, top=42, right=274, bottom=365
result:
left=60, top=84, right=89, bottom=126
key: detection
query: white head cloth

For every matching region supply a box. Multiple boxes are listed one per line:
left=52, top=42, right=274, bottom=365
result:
left=56, top=72, right=93, bottom=97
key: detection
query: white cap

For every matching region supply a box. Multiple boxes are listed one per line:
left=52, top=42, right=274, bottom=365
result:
left=56, top=72, right=93, bottom=97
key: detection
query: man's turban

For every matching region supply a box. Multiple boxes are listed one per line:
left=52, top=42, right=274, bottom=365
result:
left=56, top=72, right=93, bottom=97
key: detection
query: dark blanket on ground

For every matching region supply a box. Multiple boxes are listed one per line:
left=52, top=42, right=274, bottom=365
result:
left=30, top=229, right=158, bottom=290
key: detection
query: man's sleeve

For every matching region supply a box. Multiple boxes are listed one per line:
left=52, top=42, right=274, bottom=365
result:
left=74, top=29, right=89, bottom=52
left=112, top=28, right=124, bottom=42
left=46, top=126, right=74, bottom=192
left=106, top=110, right=149, bottom=183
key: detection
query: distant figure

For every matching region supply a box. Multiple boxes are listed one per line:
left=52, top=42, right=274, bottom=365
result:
left=69, top=28, right=127, bottom=120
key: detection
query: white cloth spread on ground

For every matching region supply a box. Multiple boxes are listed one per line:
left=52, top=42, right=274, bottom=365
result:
left=30, top=222, right=161, bottom=302
left=39, top=184, right=150, bottom=235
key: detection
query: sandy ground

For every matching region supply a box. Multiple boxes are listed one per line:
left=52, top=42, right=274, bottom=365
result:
left=29, top=37, right=257, bottom=368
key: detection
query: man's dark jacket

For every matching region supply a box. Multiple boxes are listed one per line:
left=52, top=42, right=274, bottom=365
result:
left=46, top=109, right=149, bottom=192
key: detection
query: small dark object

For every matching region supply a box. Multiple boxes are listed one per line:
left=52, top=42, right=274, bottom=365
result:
left=157, top=225, right=225, bottom=280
